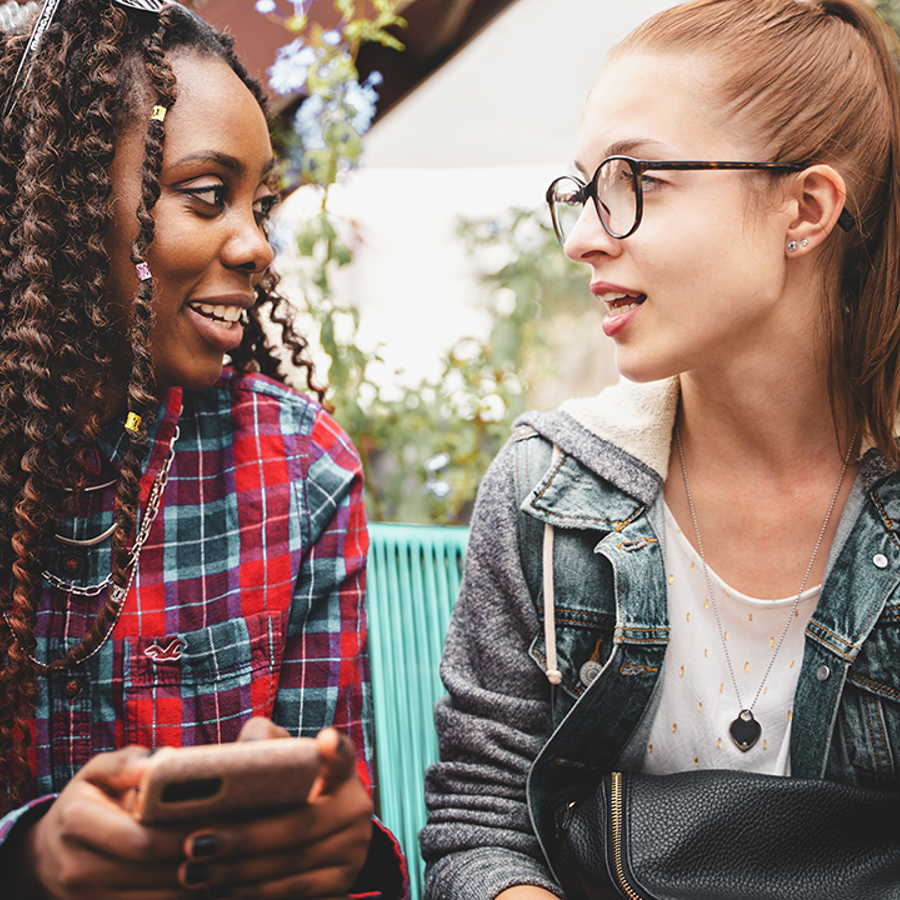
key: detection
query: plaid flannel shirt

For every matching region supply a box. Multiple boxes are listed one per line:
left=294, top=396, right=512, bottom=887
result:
left=0, top=369, right=407, bottom=898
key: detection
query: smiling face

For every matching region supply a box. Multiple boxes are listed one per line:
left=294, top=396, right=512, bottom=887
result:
left=105, top=51, right=276, bottom=398
left=566, top=52, right=812, bottom=384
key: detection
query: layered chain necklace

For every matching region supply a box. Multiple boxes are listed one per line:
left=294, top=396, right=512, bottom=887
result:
left=5, top=426, right=180, bottom=673
left=674, top=425, right=857, bottom=752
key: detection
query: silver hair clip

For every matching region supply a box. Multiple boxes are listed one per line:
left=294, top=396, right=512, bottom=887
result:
left=0, top=1, right=39, bottom=34
left=2, top=0, right=167, bottom=119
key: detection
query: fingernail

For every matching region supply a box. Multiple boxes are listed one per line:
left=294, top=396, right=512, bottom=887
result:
left=191, top=833, right=218, bottom=858
left=183, top=862, right=210, bottom=886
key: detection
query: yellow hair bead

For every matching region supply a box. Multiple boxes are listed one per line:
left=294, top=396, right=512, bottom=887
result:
left=125, top=412, right=142, bottom=432
left=151, top=105, right=167, bottom=122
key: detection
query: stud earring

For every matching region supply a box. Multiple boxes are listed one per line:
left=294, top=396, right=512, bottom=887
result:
left=801, top=239, right=808, bottom=248
left=787, top=241, right=799, bottom=252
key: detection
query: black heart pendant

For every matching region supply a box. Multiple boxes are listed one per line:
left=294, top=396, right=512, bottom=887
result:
left=729, top=710, right=761, bottom=752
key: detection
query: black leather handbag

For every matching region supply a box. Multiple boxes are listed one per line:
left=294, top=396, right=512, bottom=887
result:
left=545, top=769, right=900, bottom=900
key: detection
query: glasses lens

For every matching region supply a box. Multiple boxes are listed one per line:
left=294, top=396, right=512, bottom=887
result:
left=547, top=176, right=585, bottom=245
left=595, top=158, right=637, bottom=238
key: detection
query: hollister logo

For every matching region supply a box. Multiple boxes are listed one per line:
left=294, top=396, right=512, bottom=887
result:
left=144, top=638, right=187, bottom=663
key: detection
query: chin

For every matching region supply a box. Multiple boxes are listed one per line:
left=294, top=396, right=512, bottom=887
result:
left=157, top=362, right=226, bottom=395
left=613, top=350, right=677, bottom=385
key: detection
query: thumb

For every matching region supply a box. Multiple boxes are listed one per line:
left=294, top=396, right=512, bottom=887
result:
left=77, top=745, right=152, bottom=798
left=308, top=728, right=357, bottom=800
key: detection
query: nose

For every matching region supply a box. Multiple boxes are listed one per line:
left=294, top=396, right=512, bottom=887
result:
left=563, top=202, right=623, bottom=264
left=222, top=209, right=275, bottom=275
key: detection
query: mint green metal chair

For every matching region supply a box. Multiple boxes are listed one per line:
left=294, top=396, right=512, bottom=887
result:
left=367, top=522, right=469, bottom=900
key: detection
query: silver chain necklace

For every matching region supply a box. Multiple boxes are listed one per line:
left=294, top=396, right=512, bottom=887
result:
left=40, top=427, right=179, bottom=596
left=674, top=425, right=857, bottom=752
left=5, top=426, right=180, bottom=673
left=54, top=478, right=120, bottom=548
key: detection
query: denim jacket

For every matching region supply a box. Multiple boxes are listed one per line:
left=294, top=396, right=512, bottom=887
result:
left=421, top=378, right=900, bottom=900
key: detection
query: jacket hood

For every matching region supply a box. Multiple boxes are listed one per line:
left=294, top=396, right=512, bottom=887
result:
left=516, top=378, right=677, bottom=508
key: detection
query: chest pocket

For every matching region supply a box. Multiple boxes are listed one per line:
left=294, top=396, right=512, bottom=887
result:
left=527, top=526, right=617, bottom=713
left=833, top=603, right=900, bottom=786
left=123, top=611, right=285, bottom=748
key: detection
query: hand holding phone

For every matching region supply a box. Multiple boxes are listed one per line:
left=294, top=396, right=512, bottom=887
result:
left=134, top=737, right=321, bottom=824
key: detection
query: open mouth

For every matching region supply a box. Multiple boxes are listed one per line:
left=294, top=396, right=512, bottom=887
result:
left=598, top=291, right=646, bottom=318
left=187, top=303, right=244, bottom=330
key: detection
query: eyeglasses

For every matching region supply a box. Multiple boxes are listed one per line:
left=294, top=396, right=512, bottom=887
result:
left=546, top=156, right=806, bottom=244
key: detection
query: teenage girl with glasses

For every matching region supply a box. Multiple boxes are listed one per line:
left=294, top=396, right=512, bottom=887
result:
left=0, top=2, right=405, bottom=897
left=423, top=1, right=900, bottom=897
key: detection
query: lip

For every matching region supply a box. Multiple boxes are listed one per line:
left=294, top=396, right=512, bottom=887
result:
left=184, top=294, right=254, bottom=353
left=592, top=281, right=646, bottom=338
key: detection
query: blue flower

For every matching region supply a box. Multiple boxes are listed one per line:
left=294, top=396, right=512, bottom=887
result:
left=268, top=38, right=317, bottom=96
left=293, top=94, right=327, bottom=150
left=343, top=72, right=381, bottom=135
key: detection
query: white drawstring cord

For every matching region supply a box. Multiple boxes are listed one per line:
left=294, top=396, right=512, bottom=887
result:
left=543, top=447, right=562, bottom=685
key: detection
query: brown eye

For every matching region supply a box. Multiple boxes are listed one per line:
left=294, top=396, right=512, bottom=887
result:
left=253, top=194, right=278, bottom=224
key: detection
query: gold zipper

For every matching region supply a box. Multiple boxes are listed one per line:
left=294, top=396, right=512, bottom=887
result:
left=610, top=771, right=646, bottom=900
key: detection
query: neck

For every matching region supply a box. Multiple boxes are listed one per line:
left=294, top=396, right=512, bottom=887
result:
left=676, top=352, right=854, bottom=478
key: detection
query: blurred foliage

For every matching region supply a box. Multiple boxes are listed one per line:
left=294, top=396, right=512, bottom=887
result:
left=291, top=208, right=586, bottom=524
left=872, top=0, right=900, bottom=35
left=259, top=2, right=588, bottom=523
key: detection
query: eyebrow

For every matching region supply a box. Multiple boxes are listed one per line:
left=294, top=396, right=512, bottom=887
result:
left=574, top=138, right=671, bottom=176
left=170, top=150, right=276, bottom=181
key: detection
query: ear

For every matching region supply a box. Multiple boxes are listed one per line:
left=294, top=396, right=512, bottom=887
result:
left=785, top=164, right=847, bottom=255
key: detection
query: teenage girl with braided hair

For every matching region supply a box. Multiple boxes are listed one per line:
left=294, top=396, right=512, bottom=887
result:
left=422, top=1, right=900, bottom=898
left=0, top=2, right=405, bottom=898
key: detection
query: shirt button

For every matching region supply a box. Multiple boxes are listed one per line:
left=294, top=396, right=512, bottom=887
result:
left=874, top=554, right=889, bottom=569
left=817, top=665, right=831, bottom=682
left=580, top=660, right=602, bottom=686
left=62, top=678, right=83, bottom=700
left=62, top=553, right=81, bottom=576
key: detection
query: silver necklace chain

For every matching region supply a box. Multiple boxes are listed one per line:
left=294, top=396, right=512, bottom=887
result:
left=55, top=479, right=122, bottom=547
left=41, top=427, right=179, bottom=596
left=7, top=426, right=180, bottom=673
left=674, top=425, right=856, bottom=727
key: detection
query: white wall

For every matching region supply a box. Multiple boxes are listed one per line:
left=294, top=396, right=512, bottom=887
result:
left=276, top=0, right=674, bottom=404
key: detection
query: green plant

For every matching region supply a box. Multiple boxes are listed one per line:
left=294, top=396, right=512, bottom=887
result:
left=291, top=206, right=586, bottom=524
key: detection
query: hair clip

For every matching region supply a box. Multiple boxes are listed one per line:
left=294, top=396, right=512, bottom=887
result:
left=150, top=104, right=167, bottom=122
left=125, top=412, right=142, bottom=432
left=135, top=262, right=152, bottom=281
left=2, top=0, right=167, bottom=119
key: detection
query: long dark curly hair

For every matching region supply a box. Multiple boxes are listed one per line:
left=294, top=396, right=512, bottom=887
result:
left=0, top=0, right=323, bottom=810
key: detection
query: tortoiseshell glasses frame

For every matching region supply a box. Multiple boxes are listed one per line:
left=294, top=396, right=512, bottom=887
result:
left=546, top=155, right=814, bottom=244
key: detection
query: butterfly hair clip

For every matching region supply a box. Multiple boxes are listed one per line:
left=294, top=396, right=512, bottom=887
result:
left=2, top=0, right=167, bottom=118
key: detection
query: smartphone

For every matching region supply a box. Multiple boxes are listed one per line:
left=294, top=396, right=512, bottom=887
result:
left=134, top=737, right=321, bottom=824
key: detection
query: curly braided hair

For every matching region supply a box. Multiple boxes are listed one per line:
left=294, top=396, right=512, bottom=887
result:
left=0, top=0, right=324, bottom=810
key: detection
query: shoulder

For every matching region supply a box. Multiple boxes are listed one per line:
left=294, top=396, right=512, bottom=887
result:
left=186, top=369, right=360, bottom=470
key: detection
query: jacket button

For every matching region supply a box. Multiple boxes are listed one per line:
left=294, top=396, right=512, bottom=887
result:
left=817, top=665, right=830, bottom=682
left=580, top=660, right=602, bottom=686
left=62, top=678, right=83, bottom=700
left=874, top=554, right=888, bottom=569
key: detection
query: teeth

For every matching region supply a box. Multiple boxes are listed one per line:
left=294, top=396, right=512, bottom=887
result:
left=607, top=302, right=642, bottom=319
left=190, top=303, right=244, bottom=324
left=597, top=292, right=631, bottom=304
